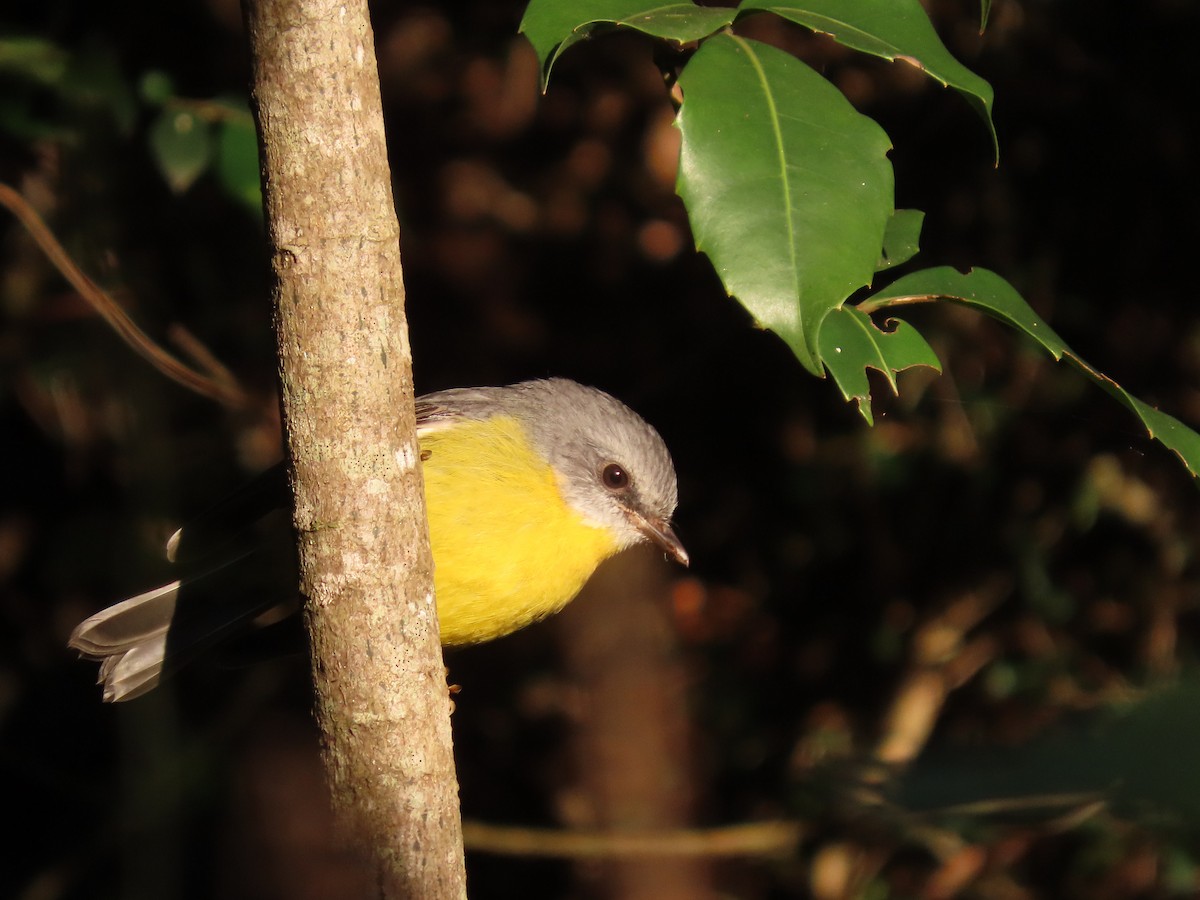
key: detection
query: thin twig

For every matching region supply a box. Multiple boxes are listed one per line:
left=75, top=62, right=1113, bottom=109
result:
left=913, top=792, right=1107, bottom=820
left=856, top=293, right=943, bottom=316
left=0, top=181, right=249, bottom=408
left=167, top=323, right=241, bottom=390
left=461, top=819, right=804, bottom=859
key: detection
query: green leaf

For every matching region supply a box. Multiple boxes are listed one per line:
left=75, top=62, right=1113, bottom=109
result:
left=148, top=108, right=214, bottom=193
left=675, top=33, right=894, bottom=375
left=877, top=208, right=924, bottom=272
left=519, top=0, right=736, bottom=87
left=0, top=96, right=73, bottom=141
left=138, top=70, right=175, bottom=107
left=742, top=0, right=997, bottom=160
left=897, top=677, right=1200, bottom=824
left=614, top=5, right=737, bottom=42
left=866, top=267, right=1200, bottom=479
left=865, top=267, right=1061, bottom=355
left=62, top=49, right=138, bottom=133
left=980, top=0, right=992, bottom=32
left=216, top=114, right=263, bottom=215
left=818, top=305, right=940, bottom=425
left=0, top=36, right=68, bottom=85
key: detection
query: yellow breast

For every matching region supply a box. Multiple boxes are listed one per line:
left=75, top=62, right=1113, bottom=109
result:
left=419, top=415, right=620, bottom=645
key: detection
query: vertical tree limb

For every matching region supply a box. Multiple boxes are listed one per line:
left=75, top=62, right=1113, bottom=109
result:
left=558, top=548, right=714, bottom=899
left=242, top=0, right=467, bottom=895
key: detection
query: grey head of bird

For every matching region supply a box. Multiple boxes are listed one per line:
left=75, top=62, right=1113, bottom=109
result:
left=507, top=379, right=687, bottom=566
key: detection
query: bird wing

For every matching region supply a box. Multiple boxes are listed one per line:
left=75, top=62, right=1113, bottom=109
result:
left=166, top=464, right=290, bottom=564
left=166, top=394, right=485, bottom=563
left=414, top=385, right=508, bottom=432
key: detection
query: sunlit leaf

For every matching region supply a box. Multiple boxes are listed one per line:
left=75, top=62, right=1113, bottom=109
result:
left=520, top=0, right=735, bottom=87
left=877, top=208, right=924, bottom=272
left=676, top=33, right=894, bottom=375
left=866, top=267, right=1200, bottom=479
left=818, top=305, right=940, bottom=425
left=742, top=0, right=997, bottom=159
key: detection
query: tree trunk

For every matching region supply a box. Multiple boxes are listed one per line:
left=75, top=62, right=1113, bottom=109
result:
left=558, top=548, right=714, bottom=900
left=242, top=0, right=467, bottom=896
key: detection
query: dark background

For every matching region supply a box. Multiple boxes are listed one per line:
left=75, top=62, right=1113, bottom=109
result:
left=4, top=1, right=1200, bottom=897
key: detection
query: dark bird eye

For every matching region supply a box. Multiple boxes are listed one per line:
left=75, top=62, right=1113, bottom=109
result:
left=601, top=462, right=630, bottom=491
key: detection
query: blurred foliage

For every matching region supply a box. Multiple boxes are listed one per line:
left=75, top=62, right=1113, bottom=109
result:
left=0, top=34, right=259, bottom=211
left=3, top=1, right=1200, bottom=899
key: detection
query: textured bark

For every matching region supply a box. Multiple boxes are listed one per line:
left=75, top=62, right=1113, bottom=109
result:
left=242, top=0, right=467, bottom=896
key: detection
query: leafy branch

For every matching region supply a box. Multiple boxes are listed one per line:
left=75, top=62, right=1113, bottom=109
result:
left=519, top=0, right=1200, bottom=479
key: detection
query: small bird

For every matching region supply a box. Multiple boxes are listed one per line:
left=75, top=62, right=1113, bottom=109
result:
left=69, top=378, right=687, bottom=701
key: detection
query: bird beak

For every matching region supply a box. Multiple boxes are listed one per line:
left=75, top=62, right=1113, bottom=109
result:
left=632, top=513, right=689, bottom=567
